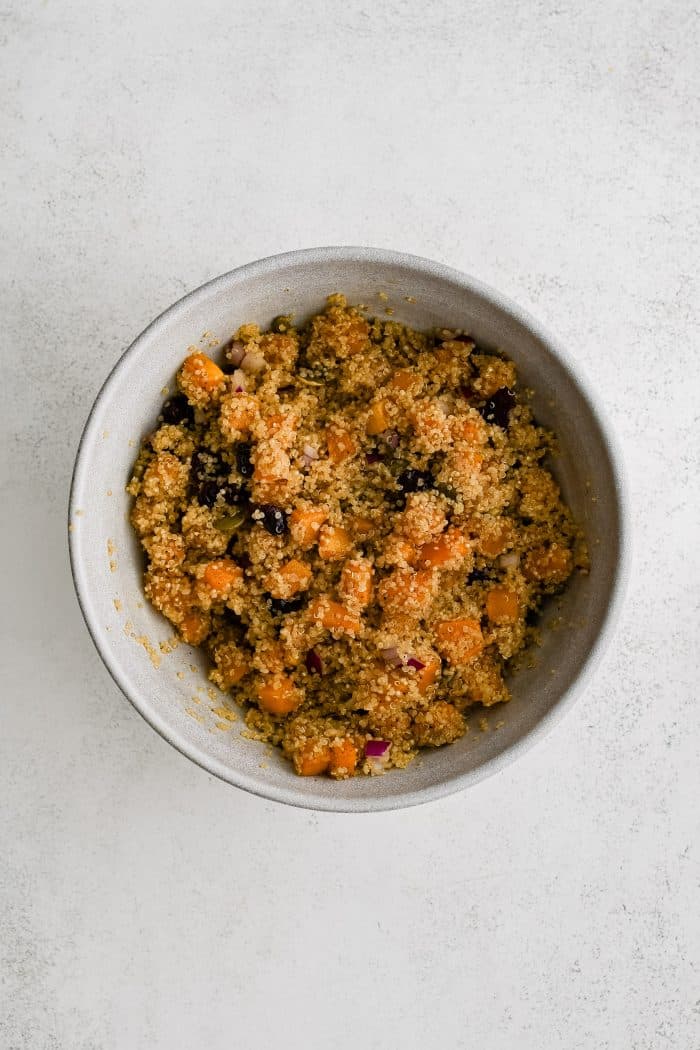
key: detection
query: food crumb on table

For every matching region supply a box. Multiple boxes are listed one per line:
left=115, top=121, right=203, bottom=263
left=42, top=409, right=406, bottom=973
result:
left=212, top=706, right=238, bottom=722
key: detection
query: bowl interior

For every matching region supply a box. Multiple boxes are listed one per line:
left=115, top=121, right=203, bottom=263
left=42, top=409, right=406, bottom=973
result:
left=70, top=249, right=623, bottom=811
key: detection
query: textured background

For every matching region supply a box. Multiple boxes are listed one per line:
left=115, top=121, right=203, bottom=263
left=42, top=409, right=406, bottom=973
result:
left=2, top=2, right=699, bottom=1048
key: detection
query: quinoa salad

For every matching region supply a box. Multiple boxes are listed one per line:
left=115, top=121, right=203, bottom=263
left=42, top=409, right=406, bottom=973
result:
left=128, top=295, right=586, bottom=779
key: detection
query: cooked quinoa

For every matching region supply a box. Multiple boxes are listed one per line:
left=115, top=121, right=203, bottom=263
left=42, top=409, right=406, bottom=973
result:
left=127, top=295, right=586, bottom=778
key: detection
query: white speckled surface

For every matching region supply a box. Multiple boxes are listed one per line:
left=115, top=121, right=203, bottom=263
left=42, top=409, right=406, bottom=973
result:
left=2, top=1, right=699, bottom=1047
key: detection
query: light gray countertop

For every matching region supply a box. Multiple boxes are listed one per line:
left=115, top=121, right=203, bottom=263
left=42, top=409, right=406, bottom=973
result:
left=2, top=2, right=698, bottom=1047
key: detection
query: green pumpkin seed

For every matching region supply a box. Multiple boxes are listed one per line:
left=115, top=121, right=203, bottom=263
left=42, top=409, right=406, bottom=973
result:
left=216, top=509, right=246, bottom=533
left=387, top=457, right=409, bottom=477
left=271, top=314, right=293, bottom=334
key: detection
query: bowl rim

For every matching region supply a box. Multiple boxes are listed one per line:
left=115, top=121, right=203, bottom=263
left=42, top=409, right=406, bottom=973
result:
left=68, top=246, right=630, bottom=812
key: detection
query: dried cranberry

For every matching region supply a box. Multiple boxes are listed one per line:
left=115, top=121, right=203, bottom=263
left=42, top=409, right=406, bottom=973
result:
left=236, top=442, right=254, bottom=478
left=266, top=595, right=304, bottom=615
left=468, top=567, right=494, bottom=583
left=256, top=504, right=288, bottom=536
left=405, top=657, right=426, bottom=671
left=197, top=479, right=220, bottom=507
left=220, top=482, right=246, bottom=505
left=480, top=387, right=516, bottom=428
left=160, top=394, right=194, bottom=425
left=396, top=469, right=433, bottom=494
left=190, top=451, right=207, bottom=482
left=305, top=649, right=323, bottom=675
left=435, top=482, right=458, bottom=502
left=191, top=450, right=226, bottom=483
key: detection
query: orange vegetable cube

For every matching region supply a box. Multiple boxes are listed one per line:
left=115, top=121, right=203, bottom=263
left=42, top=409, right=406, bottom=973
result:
left=396, top=494, right=447, bottom=545
left=366, top=400, right=390, bottom=436
left=211, top=642, right=248, bottom=689
left=412, top=701, right=465, bottom=746
left=383, top=537, right=419, bottom=567
left=202, top=558, right=243, bottom=595
left=144, top=571, right=193, bottom=624
left=266, top=412, right=299, bottom=443
left=289, top=506, right=328, bottom=548
left=453, top=415, right=488, bottom=446
left=144, top=528, right=186, bottom=571
left=326, top=426, right=357, bottom=465
left=377, top=568, right=436, bottom=617
left=434, top=346, right=456, bottom=367
left=478, top=521, right=513, bottom=558
left=342, top=316, right=370, bottom=355
left=339, top=558, right=374, bottom=608
left=253, top=441, right=291, bottom=483
left=220, top=392, right=259, bottom=438
left=408, top=401, right=452, bottom=452
left=256, top=674, right=302, bottom=716
left=388, top=369, right=422, bottom=394
left=318, top=525, right=353, bottom=561
left=309, top=598, right=362, bottom=636
left=485, top=587, right=519, bottom=623
left=295, top=742, right=332, bottom=776
left=179, top=352, right=225, bottom=396
left=328, top=739, right=358, bottom=778
left=313, top=313, right=369, bottom=358
left=523, top=545, right=573, bottom=584
left=250, top=479, right=292, bottom=506
left=472, top=354, right=516, bottom=398
left=349, top=515, right=375, bottom=538
left=417, top=528, right=471, bottom=569
left=267, top=558, right=312, bottom=599
left=179, top=609, right=211, bottom=646
left=435, top=617, right=484, bottom=665
left=257, top=641, right=287, bottom=674
left=413, top=654, right=442, bottom=695
left=142, top=452, right=189, bottom=501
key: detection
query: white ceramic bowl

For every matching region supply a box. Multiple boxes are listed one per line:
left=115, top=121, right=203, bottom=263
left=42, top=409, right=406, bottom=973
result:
left=69, top=247, right=628, bottom=811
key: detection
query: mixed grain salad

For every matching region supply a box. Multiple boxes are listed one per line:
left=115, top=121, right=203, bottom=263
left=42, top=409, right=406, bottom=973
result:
left=128, top=295, right=585, bottom=778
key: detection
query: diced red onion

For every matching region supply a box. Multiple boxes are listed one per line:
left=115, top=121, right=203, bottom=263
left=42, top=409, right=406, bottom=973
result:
left=231, top=369, right=248, bottom=391
left=380, top=647, right=403, bottom=668
left=405, top=656, right=426, bottom=671
left=241, top=350, right=266, bottom=374
left=499, top=552, right=519, bottom=570
left=384, top=430, right=400, bottom=449
left=365, top=739, right=390, bottom=757
left=365, top=452, right=383, bottom=464
left=302, top=444, right=319, bottom=461
left=226, top=340, right=246, bottom=366
left=305, top=649, right=323, bottom=675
